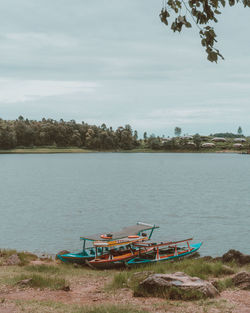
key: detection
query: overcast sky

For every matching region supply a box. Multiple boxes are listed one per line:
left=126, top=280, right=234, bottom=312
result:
left=0, top=0, right=250, bottom=136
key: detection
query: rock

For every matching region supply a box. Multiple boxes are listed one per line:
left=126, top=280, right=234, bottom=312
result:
left=61, top=285, right=70, bottom=292
left=232, top=271, right=250, bottom=290
left=135, top=272, right=219, bottom=300
left=17, top=278, right=32, bottom=286
left=56, top=250, right=70, bottom=260
left=222, top=250, right=250, bottom=265
left=5, top=254, right=21, bottom=266
left=129, top=271, right=154, bottom=283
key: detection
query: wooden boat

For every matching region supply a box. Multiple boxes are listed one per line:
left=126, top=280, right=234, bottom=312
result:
left=87, top=236, right=154, bottom=269
left=57, top=222, right=159, bottom=264
left=127, top=238, right=202, bottom=266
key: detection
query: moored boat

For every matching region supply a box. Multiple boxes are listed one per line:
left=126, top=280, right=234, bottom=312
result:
left=57, top=222, right=159, bottom=264
left=87, top=236, right=154, bottom=269
left=127, top=238, right=202, bottom=266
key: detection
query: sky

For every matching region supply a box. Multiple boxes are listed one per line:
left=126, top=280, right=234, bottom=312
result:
left=0, top=0, right=250, bottom=137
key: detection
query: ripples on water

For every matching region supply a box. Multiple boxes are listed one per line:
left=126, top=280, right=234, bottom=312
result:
left=0, top=153, right=249, bottom=256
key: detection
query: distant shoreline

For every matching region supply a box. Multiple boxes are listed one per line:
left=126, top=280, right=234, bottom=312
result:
left=0, top=147, right=246, bottom=154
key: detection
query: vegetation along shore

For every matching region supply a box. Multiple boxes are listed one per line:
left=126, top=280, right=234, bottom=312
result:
left=0, top=117, right=250, bottom=154
left=0, top=248, right=249, bottom=313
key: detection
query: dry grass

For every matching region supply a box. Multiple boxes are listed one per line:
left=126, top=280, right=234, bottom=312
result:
left=10, top=300, right=148, bottom=313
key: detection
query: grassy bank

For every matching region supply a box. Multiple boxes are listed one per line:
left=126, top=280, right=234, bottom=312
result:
left=0, top=147, right=96, bottom=154
left=0, top=146, right=247, bottom=154
left=0, top=250, right=249, bottom=313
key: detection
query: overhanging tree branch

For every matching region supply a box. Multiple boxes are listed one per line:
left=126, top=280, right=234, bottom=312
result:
left=159, top=0, right=250, bottom=62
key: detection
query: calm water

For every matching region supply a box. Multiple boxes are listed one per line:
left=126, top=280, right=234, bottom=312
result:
left=0, top=153, right=249, bottom=257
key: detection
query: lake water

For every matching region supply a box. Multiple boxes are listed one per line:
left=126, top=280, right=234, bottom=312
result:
left=0, top=153, right=249, bottom=257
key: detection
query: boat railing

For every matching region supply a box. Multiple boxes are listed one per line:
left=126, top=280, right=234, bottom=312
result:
left=133, top=237, right=193, bottom=248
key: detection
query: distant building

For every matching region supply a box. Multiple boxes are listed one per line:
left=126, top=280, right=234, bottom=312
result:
left=161, top=138, right=172, bottom=143
left=212, top=137, right=226, bottom=142
left=233, top=143, right=243, bottom=149
left=201, top=143, right=215, bottom=148
left=234, top=138, right=246, bottom=143
left=180, top=136, right=193, bottom=140
left=187, top=141, right=195, bottom=147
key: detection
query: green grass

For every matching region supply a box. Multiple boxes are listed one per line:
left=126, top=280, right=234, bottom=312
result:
left=213, top=278, right=234, bottom=292
left=134, top=285, right=206, bottom=300
left=11, top=273, right=67, bottom=290
left=109, top=259, right=236, bottom=294
left=14, top=300, right=148, bottom=313
left=0, top=249, right=37, bottom=266
left=134, top=258, right=235, bottom=279
left=0, top=147, right=95, bottom=154
left=24, top=264, right=61, bottom=274
left=106, top=271, right=130, bottom=290
left=17, top=252, right=38, bottom=265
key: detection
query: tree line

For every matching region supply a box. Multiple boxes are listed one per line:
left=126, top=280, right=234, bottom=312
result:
left=0, top=116, right=139, bottom=150
left=0, top=117, right=247, bottom=151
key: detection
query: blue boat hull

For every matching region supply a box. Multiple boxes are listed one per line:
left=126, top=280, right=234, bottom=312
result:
left=57, top=252, right=94, bottom=264
left=127, top=242, right=202, bottom=266
left=57, top=246, right=101, bottom=264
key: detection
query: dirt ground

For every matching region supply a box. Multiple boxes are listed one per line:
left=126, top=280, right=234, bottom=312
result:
left=0, top=272, right=250, bottom=313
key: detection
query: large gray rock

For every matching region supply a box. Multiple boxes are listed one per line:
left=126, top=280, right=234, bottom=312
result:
left=232, top=271, right=250, bottom=290
left=135, top=272, right=219, bottom=300
left=222, top=250, right=250, bottom=265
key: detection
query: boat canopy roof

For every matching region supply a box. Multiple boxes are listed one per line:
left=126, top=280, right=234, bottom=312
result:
left=80, top=222, right=159, bottom=241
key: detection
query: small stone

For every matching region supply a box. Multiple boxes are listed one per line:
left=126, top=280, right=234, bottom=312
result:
left=62, top=285, right=70, bottom=292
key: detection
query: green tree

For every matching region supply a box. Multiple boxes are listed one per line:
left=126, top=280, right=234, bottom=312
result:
left=174, top=126, right=182, bottom=137
left=193, top=133, right=202, bottom=150
left=159, top=0, right=250, bottom=63
left=147, top=134, right=161, bottom=150
left=134, top=130, right=138, bottom=140
left=237, top=126, right=243, bottom=135
left=143, top=131, right=147, bottom=140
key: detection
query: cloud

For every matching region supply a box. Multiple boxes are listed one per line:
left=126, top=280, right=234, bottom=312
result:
left=0, top=1, right=250, bottom=134
left=0, top=78, right=97, bottom=103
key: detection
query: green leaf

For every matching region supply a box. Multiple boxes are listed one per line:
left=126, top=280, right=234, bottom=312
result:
left=220, top=0, right=226, bottom=7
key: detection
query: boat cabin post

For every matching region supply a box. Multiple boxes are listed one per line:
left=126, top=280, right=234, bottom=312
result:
left=82, top=239, right=86, bottom=251
left=148, top=225, right=156, bottom=239
left=187, top=241, right=191, bottom=251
